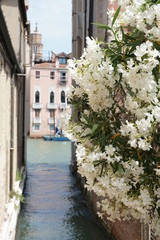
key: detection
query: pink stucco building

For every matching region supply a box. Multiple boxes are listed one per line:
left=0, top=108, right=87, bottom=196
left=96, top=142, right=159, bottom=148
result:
left=30, top=52, right=71, bottom=138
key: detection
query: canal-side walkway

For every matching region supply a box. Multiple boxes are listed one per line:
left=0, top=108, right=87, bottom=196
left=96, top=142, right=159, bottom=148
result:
left=16, top=139, right=108, bottom=240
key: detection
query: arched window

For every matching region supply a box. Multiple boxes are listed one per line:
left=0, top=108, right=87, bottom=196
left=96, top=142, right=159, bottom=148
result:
left=50, top=91, right=54, bottom=103
left=61, top=91, right=65, bottom=103
left=35, top=91, right=40, bottom=103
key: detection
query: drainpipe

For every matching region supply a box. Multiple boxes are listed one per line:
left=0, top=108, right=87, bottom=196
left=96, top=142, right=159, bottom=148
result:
left=89, top=0, right=94, bottom=38
left=22, top=73, right=26, bottom=166
left=22, top=28, right=26, bottom=167
left=10, top=65, right=16, bottom=191
left=16, top=73, right=27, bottom=167
left=84, top=0, right=87, bottom=48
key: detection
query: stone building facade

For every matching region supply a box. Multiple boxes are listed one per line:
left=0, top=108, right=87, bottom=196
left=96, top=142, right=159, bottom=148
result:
left=30, top=27, right=71, bottom=138
left=0, top=1, right=30, bottom=239
left=30, top=52, right=72, bottom=138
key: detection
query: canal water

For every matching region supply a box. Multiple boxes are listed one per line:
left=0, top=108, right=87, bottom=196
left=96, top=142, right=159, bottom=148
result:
left=16, top=139, right=108, bottom=240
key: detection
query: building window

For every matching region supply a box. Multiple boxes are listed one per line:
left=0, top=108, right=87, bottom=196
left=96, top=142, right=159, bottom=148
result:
left=60, top=72, right=66, bottom=81
left=34, top=124, right=40, bottom=130
left=50, top=91, right=54, bottom=103
left=61, top=91, right=65, bottom=103
left=35, top=109, right=40, bottom=118
left=35, top=70, right=40, bottom=79
left=34, top=46, right=37, bottom=53
left=50, top=110, right=55, bottom=119
left=50, top=71, right=55, bottom=79
left=49, top=124, right=54, bottom=131
left=35, top=91, right=40, bottom=103
left=59, top=58, right=67, bottom=64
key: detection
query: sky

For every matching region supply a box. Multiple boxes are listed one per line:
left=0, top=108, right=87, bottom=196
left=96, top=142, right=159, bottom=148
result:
left=27, top=0, right=72, bottom=57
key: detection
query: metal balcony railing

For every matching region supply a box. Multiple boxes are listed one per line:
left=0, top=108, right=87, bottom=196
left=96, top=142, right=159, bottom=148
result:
left=60, top=103, right=67, bottom=109
left=47, top=103, right=58, bottom=109
left=48, top=118, right=54, bottom=124
left=59, top=77, right=67, bottom=84
left=33, top=117, right=41, bottom=124
left=32, top=103, right=43, bottom=109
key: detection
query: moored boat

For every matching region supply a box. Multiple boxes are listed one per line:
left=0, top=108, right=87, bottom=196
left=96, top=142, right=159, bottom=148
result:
left=42, top=135, right=70, bottom=141
left=51, top=136, right=70, bottom=141
left=42, top=135, right=52, bottom=141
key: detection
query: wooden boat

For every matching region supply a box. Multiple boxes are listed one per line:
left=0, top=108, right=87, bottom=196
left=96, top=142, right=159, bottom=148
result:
left=42, top=135, right=70, bottom=141
left=51, top=136, right=70, bottom=141
left=42, top=135, right=52, bottom=141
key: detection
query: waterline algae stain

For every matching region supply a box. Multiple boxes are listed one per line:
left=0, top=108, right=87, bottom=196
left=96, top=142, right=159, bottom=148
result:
left=16, top=139, right=107, bottom=240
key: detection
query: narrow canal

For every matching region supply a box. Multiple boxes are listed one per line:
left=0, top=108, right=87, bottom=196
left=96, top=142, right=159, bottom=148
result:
left=16, top=139, right=108, bottom=240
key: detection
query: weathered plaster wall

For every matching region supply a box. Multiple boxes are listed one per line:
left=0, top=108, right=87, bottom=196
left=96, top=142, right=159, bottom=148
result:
left=74, top=171, right=142, bottom=240
left=0, top=54, right=11, bottom=232
left=0, top=1, right=30, bottom=239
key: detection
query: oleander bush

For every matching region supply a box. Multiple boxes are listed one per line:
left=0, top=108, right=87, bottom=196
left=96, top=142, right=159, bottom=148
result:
left=61, top=0, right=160, bottom=236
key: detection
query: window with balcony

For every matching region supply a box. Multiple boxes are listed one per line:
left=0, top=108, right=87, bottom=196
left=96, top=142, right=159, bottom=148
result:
left=34, top=124, right=40, bottom=130
left=50, top=110, right=55, bottom=119
left=59, top=58, right=67, bottom=64
left=50, top=91, right=54, bottom=103
left=50, top=71, right=55, bottom=80
left=35, top=70, right=40, bottom=79
left=35, top=91, right=40, bottom=103
left=35, top=109, right=40, bottom=118
left=61, top=91, right=65, bottom=103
left=48, top=110, right=55, bottom=124
left=49, top=124, right=54, bottom=131
left=60, top=71, right=66, bottom=83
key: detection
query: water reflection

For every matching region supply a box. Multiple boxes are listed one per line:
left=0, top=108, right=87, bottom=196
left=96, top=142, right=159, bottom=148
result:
left=16, top=139, right=108, bottom=240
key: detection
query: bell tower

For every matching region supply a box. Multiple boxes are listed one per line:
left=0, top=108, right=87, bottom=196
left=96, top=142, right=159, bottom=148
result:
left=31, top=23, right=43, bottom=64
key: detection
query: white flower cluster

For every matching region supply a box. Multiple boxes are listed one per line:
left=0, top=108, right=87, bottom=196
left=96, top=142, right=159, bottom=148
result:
left=68, top=38, right=117, bottom=112
left=118, top=0, right=160, bottom=41
left=62, top=0, right=160, bottom=237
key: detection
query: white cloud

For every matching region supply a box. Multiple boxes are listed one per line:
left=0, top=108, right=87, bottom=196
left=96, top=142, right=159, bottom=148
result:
left=27, top=0, right=72, bottom=55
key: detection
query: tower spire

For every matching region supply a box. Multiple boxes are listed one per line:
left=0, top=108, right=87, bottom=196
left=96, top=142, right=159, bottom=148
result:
left=35, top=22, right=38, bottom=32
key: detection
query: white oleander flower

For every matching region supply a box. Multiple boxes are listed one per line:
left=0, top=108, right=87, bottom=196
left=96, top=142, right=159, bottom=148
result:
left=154, top=169, right=160, bottom=176
left=138, top=138, right=151, bottom=151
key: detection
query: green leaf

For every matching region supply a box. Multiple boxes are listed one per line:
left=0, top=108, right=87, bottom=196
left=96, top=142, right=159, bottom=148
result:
left=91, top=124, right=99, bottom=135
left=152, top=65, right=159, bottom=83
left=131, top=29, right=141, bottom=38
left=157, top=207, right=160, bottom=217
left=124, top=33, right=135, bottom=41
left=82, top=113, right=90, bottom=122
left=93, top=23, right=113, bottom=31
left=127, top=39, right=143, bottom=47
left=120, top=26, right=125, bottom=40
left=153, top=42, right=160, bottom=51
left=112, top=6, right=121, bottom=26
left=118, top=162, right=125, bottom=174
left=128, top=46, right=136, bottom=55
left=106, top=133, right=114, bottom=141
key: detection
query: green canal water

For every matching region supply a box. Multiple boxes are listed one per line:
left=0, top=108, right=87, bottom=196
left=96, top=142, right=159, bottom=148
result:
left=16, top=139, right=108, bottom=240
